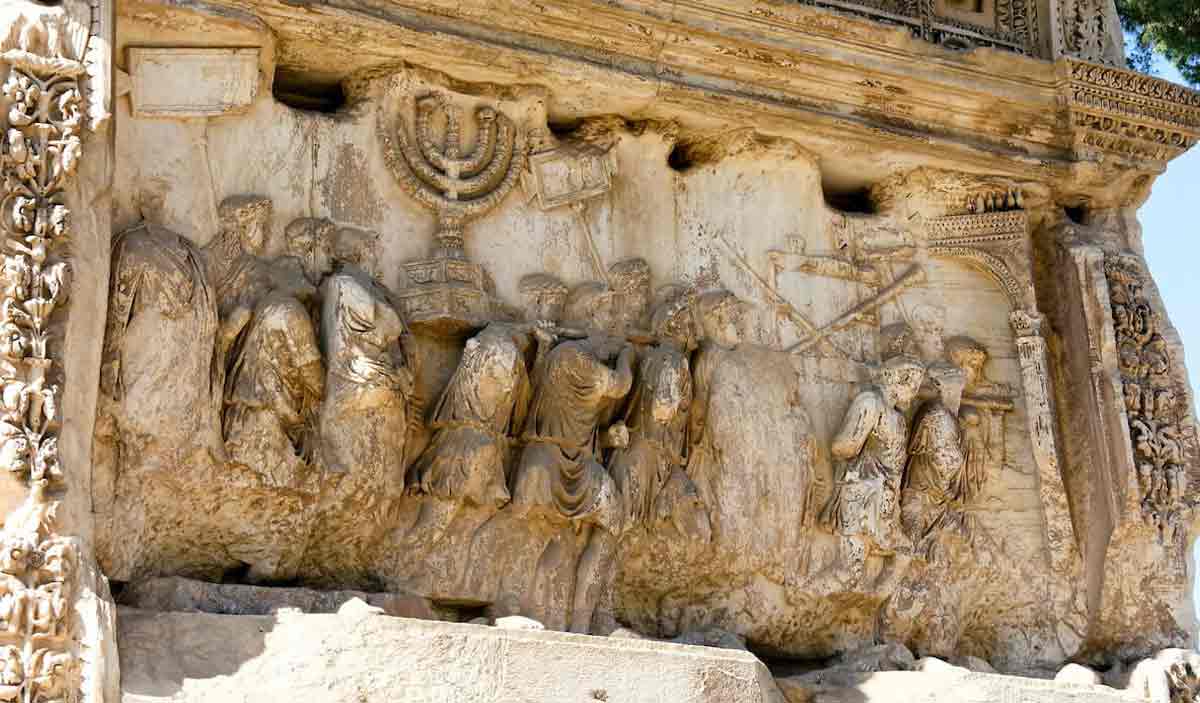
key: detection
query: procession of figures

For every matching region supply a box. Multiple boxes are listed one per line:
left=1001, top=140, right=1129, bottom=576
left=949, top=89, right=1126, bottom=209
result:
left=96, top=184, right=1021, bottom=637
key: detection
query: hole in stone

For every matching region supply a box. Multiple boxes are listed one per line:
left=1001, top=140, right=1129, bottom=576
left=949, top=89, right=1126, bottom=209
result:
left=273, top=68, right=346, bottom=114
left=824, top=186, right=876, bottom=214
left=432, top=599, right=490, bottom=623
left=548, top=119, right=583, bottom=137
left=667, top=144, right=694, bottom=173
left=220, top=562, right=253, bottom=584
left=1064, top=205, right=1089, bottom=225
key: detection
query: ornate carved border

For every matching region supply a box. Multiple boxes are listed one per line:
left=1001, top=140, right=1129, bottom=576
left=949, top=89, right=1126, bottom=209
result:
left=1061, top=58, right=1200, bottom=165
left=928, top=210, right=1032, bottom=312
left=0, top=3, right=104, bottom=701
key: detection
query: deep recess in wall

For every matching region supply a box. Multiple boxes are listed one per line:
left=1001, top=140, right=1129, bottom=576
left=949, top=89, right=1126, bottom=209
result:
left=274, top=68, right=347, bottom=113
left=824, top=185, right=877, bottom=214
left=1064, top=205, right=1090, bottom=225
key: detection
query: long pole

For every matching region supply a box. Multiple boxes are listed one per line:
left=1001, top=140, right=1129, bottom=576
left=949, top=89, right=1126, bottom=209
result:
left=788, top=264, right=926, bottom=354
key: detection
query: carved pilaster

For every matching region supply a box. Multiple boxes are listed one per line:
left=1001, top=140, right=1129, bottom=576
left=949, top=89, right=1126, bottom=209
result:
left=1010, top=311, right=1077, bottom=575
left=0, top=2, right=113, bottom=702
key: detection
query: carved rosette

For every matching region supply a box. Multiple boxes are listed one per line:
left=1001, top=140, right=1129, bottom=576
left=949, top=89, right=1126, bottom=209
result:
left=0, top=3, right=97, bottom=701
left=1104, top=254, right=1198, bottom=544
left=1060, top=58, right=1200, bottom=166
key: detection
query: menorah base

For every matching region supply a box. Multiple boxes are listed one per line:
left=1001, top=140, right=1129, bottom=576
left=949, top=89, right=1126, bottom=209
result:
left=397, top=257, right=492, bottom=336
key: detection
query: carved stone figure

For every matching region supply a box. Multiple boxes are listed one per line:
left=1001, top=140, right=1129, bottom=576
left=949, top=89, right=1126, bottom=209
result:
left=512, top=283, right=635, bottom=632
left=221, top=289, right=324, bottom=490
left=407, top=323, right=539, bottom=509
left=512, top=285, right=633, bottom=532
left=607, top=258, right=652, bottom=335
left=221, top=207, right=326, bottom=493
left=101, top=225, right=223, bottom=459
left=318, top=268, right=412, bottom=494
left=821, top=355, right=926, bottom=554
left=900, top=364, right=968, bottom=559
left=945, top=336, right=1010, bottom=503
left=687, top=290, right=745, bottom=463
left=609, top=292, right=704, bottom=538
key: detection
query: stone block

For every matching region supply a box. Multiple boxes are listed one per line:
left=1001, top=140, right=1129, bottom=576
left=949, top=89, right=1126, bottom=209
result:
left=118, top=607, right=785, bottom=703
left=128, top=48, right=259, bottom=118
left=776, top=670, right=1138, bottom=703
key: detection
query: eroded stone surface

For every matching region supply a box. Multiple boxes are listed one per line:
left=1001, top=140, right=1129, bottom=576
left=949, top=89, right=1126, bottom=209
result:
left=117, top=607, right=784, bottom=703
left=0, top=0, right=1195, bottom=701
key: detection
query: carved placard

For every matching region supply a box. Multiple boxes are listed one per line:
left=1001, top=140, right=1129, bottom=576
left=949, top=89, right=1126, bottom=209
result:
left=128, top=48, right=260, bottom=118
left=526, top=148, right=613, bottom=211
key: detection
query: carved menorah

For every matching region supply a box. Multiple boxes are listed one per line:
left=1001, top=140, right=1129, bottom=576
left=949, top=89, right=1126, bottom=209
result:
left=381, top=93, right=528, bottom=260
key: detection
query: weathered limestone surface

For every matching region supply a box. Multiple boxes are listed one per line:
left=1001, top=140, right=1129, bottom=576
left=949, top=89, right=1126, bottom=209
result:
left=117, top=606, right=785, bottom=703
left=1, top=0, right=1199, bottom=701
left=777, top=669, right=1140, bottom=703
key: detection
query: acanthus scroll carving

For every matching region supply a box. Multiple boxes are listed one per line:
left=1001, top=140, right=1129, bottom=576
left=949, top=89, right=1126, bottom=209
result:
left=1105, top=255, right=1197, bottom=543
left=0, top=2, right=97, bottom=700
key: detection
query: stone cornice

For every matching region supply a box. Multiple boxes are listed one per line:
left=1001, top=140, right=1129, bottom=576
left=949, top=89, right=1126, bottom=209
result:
left=147, top=0, right=1200, bottom=183
left=1059, top=58, right=1200, bottom=166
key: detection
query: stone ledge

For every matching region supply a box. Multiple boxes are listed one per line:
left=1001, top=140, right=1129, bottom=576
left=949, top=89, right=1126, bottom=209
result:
left=776, top=669, right=1141, bottom=703
left=117, top=606, right=785, bottom=703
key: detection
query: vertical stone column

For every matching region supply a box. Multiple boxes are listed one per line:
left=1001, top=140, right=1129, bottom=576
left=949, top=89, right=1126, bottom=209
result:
left=1011, top=311, right=1077, bottom=578
left=1011, top=309, right=1087, bottom=654
left=0, top=2, right=117, bottom=702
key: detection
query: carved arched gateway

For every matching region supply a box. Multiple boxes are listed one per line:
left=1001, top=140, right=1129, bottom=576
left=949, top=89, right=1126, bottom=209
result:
left=928, top=209, right=1079, bottom=601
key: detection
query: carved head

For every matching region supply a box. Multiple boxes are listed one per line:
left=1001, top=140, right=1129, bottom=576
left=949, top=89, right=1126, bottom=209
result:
left=945, top=336, right=988, bottom=389
left=335, top=227, right=381, bottom=278
left=218, top=196, right=272, bottom=256
left=284, top=218, right=335, bottom=283
left=696, top=290, right=743, bottom=349
left=651, top=291, right=698, bottom=352
left=875, top=354, right=925, bottom=411
left=879, top=322, right=917, bottom=361
left=910, top=304, right=945, bottom=361
left=37, top=539, right=73, bottom=584
left=924, top=362, right=967, bottom=416
left=464, top=334, right=522, bottom=412
left=519, top=273, right=568, bottom=324
left=0, top=531, right=35, bottom=576
left=565, top=281, right=619, bottom=334
left=608, top=258, right=651, bottom=331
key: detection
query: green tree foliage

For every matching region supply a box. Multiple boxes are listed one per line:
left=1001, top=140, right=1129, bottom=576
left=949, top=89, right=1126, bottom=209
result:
left=1116, top=0, right=1200, bottom=85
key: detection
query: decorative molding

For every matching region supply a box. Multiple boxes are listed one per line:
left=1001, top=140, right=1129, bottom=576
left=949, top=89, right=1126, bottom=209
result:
left=790, top=0, right=1039, bottom=55
left=928, top=210, right=1031, bottom=312
left=1061, top=58, right=1200, bottom=165
left=0, top=3, right=100, bottom=701
left=1104, top=254, right=1199, bottom=544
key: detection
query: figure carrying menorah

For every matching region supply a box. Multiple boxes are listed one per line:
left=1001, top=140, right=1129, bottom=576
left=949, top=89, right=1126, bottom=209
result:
left=380, top=92, right=528, bottom=334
